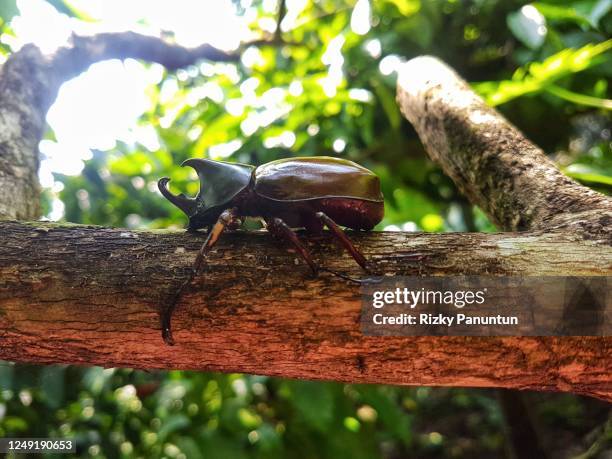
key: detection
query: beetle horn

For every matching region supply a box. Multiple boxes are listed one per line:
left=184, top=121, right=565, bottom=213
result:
left=157, top=177, right=197, bottom=216
left=181, top=159, right=210, bottom=184
left=181, top=158, right=211, bottom=199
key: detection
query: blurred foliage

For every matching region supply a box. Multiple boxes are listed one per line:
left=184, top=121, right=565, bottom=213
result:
left=0, top=364, right=609, bottom=458
left=475, top=39, right=612, bottom=107
left=0, top=0, right=18, bottom=55
left=1, top=0, right=612, bottom=457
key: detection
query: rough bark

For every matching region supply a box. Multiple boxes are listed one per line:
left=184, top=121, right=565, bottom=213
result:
left=0, top=46, right=48, bottom=220
left=0, top=220, right=610, bottom=401
left=0, top=33, right=235, bottom=220
left=396, top=56, right=612, bottom=233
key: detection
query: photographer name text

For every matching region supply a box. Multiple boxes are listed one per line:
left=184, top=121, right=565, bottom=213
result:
left=370, top=288, right=518, bottom=327
left=372, top=312, right=518, bottom=326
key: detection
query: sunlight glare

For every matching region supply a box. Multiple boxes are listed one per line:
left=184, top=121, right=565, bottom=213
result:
left=47, top=59, right=152, bottom=151
left=320, top=35, right=345, bottom=97
left=11, top=0, right=251, bottom=202
left=67, top=0, right=249, bottom=50
left=351, top=0, right=371, bottom=36
left=11, top=0, right=72, bottom=53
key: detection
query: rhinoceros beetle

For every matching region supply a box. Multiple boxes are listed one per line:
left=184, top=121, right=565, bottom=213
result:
left=158, top=156, right=384, bottom=345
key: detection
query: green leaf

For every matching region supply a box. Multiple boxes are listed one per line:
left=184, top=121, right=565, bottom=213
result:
left=82, top=367, right=113, bottom=395
left=39, top=365, right=65, bottom=409
left=175, top=437, right=203, bottom=459
left=586, top=0, right=612, bottom=27
left=0, top=363, right=14, bottom=390
left=475, top=39, right=612, bottom=106
left=199, top=432, right=249, bottom=459
left=386, top=0, right=420, bottom=16
left=4, top=416, right=28, bottom=432
left=288, top=381, right=335, bottom=431
left=371, top=79, right=401, bottom=131
left=109, top=151, right=156, bottom=176
left=533, top=3, right=591, bottom=27
left=507, top=6, right=547, bottom=49
left=0, top=0, right=18, bottom=25
left=157, top=414, right=190, bottom=441
left=564, top=164, right=612, bottom=185
left=545, top=84, right=612, bottom=109
left=360, top=386, right=412, bottom=445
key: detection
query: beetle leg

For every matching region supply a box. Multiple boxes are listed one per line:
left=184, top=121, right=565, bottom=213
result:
left=315, top=211, right=368, bottom=271
left=161, top=208, right=239, bottom=345
left=265, top=217, right=318, bottom=275
left=192, top=208, right=238, bottom=273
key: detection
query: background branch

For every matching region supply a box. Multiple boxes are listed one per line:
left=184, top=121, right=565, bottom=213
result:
left=56, top=32, right=239, bottom=72
left=396, top=56, right=612, bottom=233
left=274, top=0, right=287, bottom=43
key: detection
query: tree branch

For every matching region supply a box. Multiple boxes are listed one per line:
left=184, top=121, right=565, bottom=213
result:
left=0, top=33, right=237, bottom=221
left=274, top=0, right=287, bottom=43
left=396, top=56, right=612, bottom=233
left=0, top=221, right=610, bottom=401
left=54, top=32, right=238, bottom=76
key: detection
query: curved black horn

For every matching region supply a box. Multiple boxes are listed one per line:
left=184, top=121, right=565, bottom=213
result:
left=181, top=158, right=210, bottom=192
left=157, top=177, right=197, bottom=216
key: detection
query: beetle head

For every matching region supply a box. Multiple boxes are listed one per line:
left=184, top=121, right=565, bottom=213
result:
left=158, top=158, right=254, bottom=230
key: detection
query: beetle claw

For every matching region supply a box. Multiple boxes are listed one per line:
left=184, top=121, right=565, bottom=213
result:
left=158, top=177, right=197, bottom=217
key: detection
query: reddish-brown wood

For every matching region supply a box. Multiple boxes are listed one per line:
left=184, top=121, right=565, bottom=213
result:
left=0, top=221, right=610, bottom=401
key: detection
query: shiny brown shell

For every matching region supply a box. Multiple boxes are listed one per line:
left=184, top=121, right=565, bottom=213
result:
left=253, top=156, right=383, bottom=202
